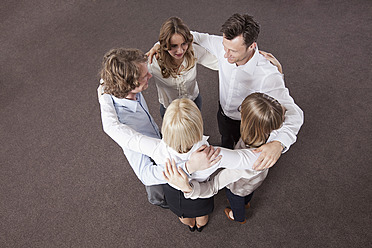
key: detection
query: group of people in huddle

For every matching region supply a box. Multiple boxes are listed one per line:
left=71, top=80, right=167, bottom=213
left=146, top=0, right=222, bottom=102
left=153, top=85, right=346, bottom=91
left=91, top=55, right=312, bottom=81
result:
left=98, top=13, right=303, bottom=232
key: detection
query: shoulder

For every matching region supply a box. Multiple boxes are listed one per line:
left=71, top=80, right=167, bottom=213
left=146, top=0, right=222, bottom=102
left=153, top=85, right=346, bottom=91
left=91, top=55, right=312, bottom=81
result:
left=148, top=57, right=162, bottom=75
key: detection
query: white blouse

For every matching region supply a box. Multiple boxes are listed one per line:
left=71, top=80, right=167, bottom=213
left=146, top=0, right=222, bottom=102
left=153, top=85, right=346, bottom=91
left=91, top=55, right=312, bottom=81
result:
left=148, top=43, right=218, bottom=108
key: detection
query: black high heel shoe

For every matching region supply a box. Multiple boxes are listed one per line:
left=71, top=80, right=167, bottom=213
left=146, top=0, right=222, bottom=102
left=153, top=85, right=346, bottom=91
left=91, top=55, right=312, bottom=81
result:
left=188, top=224, right=196, bottom=232
left=196, top=222, right=208, bottom=232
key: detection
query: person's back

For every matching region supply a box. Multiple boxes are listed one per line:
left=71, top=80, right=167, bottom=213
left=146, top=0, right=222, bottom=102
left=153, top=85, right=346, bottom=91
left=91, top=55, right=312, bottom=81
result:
left=164, top=93, right=286, bottom=224
left=222, top=93, right=285, bottom=223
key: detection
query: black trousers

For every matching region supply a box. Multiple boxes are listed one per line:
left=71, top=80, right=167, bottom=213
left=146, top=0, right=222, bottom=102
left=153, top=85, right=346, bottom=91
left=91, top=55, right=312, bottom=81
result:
left=217, top=103, right=241, bottom=149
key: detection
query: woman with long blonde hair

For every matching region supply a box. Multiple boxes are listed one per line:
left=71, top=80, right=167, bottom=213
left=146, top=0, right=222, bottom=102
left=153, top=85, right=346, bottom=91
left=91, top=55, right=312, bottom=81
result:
left=163, top=93, right=286, bottom=224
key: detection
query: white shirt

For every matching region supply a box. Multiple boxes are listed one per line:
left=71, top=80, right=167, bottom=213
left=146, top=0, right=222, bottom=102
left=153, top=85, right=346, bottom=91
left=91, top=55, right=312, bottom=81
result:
left=184, top=138, right=272, bottom=199
left=99, top=94, right=261, bottom=184
left=149, top=43, right=218, bottom=107
left=191, top=31, right=304, bottom=151
left=98, top=92, right=166, bottom=186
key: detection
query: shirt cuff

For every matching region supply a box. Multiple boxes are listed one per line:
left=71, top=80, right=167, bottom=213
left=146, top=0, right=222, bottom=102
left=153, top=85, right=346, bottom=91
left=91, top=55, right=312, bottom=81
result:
left=184, top=180, right=200, bottom=199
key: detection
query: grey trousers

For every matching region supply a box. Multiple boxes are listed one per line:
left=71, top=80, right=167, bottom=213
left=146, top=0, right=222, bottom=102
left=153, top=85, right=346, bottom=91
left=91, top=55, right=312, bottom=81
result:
left=145, top=184, right=168, bottom=207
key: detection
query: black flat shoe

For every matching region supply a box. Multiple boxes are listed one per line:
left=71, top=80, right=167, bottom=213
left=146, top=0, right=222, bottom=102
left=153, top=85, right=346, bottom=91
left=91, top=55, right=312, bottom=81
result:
left=188, top=225, right=196, bottom=232
left=159, top=204, right=169, bottom=209
left=196, top=223, right=208, bottom=232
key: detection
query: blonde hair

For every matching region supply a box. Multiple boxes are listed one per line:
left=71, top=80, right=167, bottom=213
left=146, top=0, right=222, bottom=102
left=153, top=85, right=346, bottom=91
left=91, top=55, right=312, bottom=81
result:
left=100, top=48, right=147, bottom=98
left=157, top=16, right=196, bottom=78
left=162, top=98, right=203, bottom=153
left=240, top=93, right=285, bottom=148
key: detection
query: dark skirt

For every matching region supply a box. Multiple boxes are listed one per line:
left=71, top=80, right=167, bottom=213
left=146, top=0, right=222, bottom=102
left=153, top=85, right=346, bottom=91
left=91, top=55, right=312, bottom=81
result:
left=163, top=184, right=214, bottom=218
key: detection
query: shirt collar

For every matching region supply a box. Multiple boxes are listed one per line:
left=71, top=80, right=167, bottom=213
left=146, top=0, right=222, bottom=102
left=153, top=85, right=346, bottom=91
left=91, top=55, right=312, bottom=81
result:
left=238, top=44, right=259, bottom=75
left=111, top=93, right=141, bottom=113
left=161, top=135, right=210, bottom=158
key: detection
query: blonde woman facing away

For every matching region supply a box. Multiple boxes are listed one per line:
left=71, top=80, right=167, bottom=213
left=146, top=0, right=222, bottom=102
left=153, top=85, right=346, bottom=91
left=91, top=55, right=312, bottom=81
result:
left=99, top=95, right=268, bottom=231
left=163, top=93, right=286, bottom=224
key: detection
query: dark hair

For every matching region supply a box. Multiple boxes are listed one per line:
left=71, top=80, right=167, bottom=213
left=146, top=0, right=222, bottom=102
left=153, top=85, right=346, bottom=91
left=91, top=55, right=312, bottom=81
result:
left=220, top=13, right=260, bottom=47
left=100, top=48, right=147, bottom=98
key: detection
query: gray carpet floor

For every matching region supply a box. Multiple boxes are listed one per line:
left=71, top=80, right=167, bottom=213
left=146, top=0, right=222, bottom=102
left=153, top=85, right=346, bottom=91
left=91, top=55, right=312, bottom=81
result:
left=1, top=0, right=371, bottom=247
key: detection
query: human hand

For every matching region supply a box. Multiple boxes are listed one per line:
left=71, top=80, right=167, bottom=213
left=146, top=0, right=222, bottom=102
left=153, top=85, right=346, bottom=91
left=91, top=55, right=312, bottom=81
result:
left=145, top=43, right=160, bottom=64
left=259, top=51, right=283, bottom=74
left=163, top=159, right=193, bottom=192
left=186, top=145, right=222, bottom=174
left=253, top=141, right=283, bottom=170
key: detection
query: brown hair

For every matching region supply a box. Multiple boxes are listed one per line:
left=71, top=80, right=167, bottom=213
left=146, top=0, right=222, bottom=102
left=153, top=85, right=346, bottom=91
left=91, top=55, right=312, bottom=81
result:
left=162, top=98, right=203, bottom=153
left=221, top=13, right=260, bottom=48
left=157, top=16, right=196, bottom=78
left=100, top=48, right=147, bottom=98
left=240, top=93, right=285, bottom=148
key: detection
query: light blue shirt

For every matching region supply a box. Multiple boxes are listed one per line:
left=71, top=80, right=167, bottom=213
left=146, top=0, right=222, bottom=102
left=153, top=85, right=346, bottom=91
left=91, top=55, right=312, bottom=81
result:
left=112, top=93, right=160, bottom=139
left=111, top=93, right=165, bottom=185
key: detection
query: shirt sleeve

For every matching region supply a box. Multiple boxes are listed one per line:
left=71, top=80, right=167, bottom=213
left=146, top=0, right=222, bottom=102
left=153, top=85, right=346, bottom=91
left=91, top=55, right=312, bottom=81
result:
left=184, top=169, right=244, bottom=199
left=123, top=148, right=167, bottom=185
left=263, top=74, right=304, bottom=151
left=99, top=94, right=160, bottom=158
left=191, top=31, right=223, bottom=58
left=218, top=147, right=260, bottom=170
left=193, top=43, right=219, bottom=71
left=100, top=94, right=189, bottom=186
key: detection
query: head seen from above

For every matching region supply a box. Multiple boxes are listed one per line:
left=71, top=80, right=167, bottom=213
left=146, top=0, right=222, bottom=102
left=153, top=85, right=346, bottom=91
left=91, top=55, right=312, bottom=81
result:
left=240, top=93, right=285, bottom=148
left=221, top=13, right=260, bottom=66
left=100, top=48, right=151, bottom=99
left=158, top=16, right=196, bottom=78
left=162, top=98, right=203, bottom=154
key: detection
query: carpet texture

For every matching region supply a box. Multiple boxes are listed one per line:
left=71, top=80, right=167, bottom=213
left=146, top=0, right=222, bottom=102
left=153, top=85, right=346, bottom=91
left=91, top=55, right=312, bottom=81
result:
left=1, top=0, right=371, bottom=247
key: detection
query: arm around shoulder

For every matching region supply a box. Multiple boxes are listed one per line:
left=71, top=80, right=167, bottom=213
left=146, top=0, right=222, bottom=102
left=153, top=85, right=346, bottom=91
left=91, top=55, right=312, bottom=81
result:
left=191, top=31, right=222, bottom=57
left=264, top=75, right=304, bottom=150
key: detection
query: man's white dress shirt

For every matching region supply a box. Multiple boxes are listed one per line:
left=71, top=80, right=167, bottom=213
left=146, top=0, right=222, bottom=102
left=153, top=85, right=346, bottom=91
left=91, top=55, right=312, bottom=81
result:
left=191, top=31, right=304, bottom=151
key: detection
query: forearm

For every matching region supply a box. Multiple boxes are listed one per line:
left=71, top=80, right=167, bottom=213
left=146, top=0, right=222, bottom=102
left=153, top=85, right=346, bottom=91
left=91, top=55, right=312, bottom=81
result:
left=273, top=103, right=303, bottom=151
left=184, top=180, right=217, bottom=199
left=218, top=148, right=259, bottom=170
left=126, top=151, right=191, bottom=187
left=185, top=168, right=245, bottom=199
left=124, top=150, right=166, bottom=185
left=99, top=94, right=159, bottom=156
left=265, top=81, right=304, bottom=150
